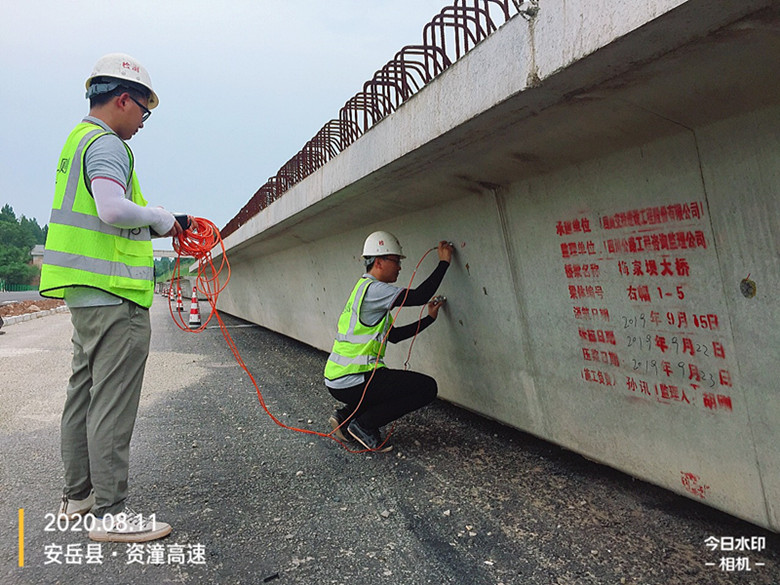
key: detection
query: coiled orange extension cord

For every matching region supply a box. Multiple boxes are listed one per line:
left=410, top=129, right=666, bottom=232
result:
left=166, top=218, right=436, bottom=453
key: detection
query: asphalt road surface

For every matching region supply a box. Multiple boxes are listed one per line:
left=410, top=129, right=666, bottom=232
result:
left=1, top=297, right=777, bottom=584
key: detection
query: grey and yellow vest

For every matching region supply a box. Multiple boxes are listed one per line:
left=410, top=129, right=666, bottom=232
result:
left=40, top=122, right=154, bottom=308
left=324, top=277, right=394, bottom=381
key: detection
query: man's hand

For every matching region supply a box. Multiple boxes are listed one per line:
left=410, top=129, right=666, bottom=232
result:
left=428, top=296, right=446, bottom=319
left=163, top=218, right=184, bottom=238
left=437, top=240, right=454, bottom=263
left=163, top=214, right=194, bottom=238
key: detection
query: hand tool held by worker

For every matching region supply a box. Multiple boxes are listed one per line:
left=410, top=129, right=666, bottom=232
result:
left=437, top=241, right=454, bottom=263
left=428, top=295, right=446, bottom=319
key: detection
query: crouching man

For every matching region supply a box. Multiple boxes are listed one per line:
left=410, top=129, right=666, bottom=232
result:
left=324, top=231, right=454, bottom=452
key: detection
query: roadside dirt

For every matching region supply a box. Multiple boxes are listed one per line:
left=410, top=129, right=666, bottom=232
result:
left=0, top=299, right=65, bottom=318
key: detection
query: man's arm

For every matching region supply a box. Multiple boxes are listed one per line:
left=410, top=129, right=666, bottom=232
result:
left=387, top=297, right=446, bottom=343
left=388, top=316, right=435, bottom=343
left=85, top=132, right=181, bottom=237
left=92, top=178, right=177, bottom=236
left=391, top=241, right=454, bottom=307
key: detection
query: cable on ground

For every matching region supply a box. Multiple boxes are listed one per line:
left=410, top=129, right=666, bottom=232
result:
left=167, top=219, right=436, bottom=453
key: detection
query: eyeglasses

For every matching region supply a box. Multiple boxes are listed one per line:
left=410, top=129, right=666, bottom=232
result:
left=128, top=95, right=152, bottom=122
left=382, top=256, right=402, bottom=266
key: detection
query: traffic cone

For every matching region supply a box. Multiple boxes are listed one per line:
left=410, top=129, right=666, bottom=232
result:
left=176, top=287, right=184, bottom=312
left=188, top=287, right=202, bottom=328
left=168, top=286, right=174, bottom=301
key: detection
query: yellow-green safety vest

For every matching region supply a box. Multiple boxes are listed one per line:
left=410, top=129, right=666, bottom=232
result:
left=39, top=122, right=154, bottom=308
left=324, top=277, right=394, bottom=381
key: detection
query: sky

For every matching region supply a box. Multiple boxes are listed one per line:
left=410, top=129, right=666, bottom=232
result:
left=1, top=0, right=450, bottom=248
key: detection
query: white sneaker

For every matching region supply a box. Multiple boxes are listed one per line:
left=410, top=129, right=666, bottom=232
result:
left=328, top=413, right=349, bottom=442
left=88, top=508, right=172, bottom=543
left=58, top=490, right=95, bottom=519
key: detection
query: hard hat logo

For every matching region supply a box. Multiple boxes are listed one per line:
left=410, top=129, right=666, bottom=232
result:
left=121, top=61, right=141, bottom=74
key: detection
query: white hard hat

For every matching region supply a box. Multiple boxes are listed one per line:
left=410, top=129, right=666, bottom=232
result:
left=85, top=53, right=159, bottom=109
left=362, top=231, right=405, bottom=258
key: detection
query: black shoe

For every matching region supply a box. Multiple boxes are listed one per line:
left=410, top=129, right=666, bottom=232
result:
left=328, top=412, right=350, bottom=442
left=348, top=420, right=393, bottom=452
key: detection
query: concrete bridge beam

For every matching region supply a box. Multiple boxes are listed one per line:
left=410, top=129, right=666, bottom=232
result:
left=215, top=0, right=780, bottom=531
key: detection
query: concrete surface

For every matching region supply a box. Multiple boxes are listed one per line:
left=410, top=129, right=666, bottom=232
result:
left=1, top=299, right=778, bottom=584
left=0, top=306, right=69, bottom=327
left=213, top=1, right=780, bottom=530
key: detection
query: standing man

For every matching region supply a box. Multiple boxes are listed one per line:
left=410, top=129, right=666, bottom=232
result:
left=40, top=53, right=184, bottom=542
left=324, top=231, right=455, bottom=452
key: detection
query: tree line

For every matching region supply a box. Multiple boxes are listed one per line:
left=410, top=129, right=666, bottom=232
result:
left=0, top=202, right=192, bottom=287
left=0, top=204, right=46, bottom=285
left=154, top=256, right=195, bottom=284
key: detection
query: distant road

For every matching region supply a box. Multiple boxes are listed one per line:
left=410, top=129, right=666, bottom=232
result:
left=0, top=290, right=42, bottom=302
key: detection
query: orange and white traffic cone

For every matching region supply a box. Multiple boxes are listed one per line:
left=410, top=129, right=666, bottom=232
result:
left=176, top=287, right=184, bottom=312
left=188, top=287, right=201, bottom=328
left=168, top=286, right=174, bottom=301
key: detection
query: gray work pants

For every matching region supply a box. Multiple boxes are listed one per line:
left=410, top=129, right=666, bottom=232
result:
left=61, top=299, right=151, bottom=516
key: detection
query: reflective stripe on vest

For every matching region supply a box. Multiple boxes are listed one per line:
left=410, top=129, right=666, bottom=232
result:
left=43, top=250, right=153, bottom=281
left=39, top=122, right=154, bottom=307
left=324, top=278, right=393, bottom=381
